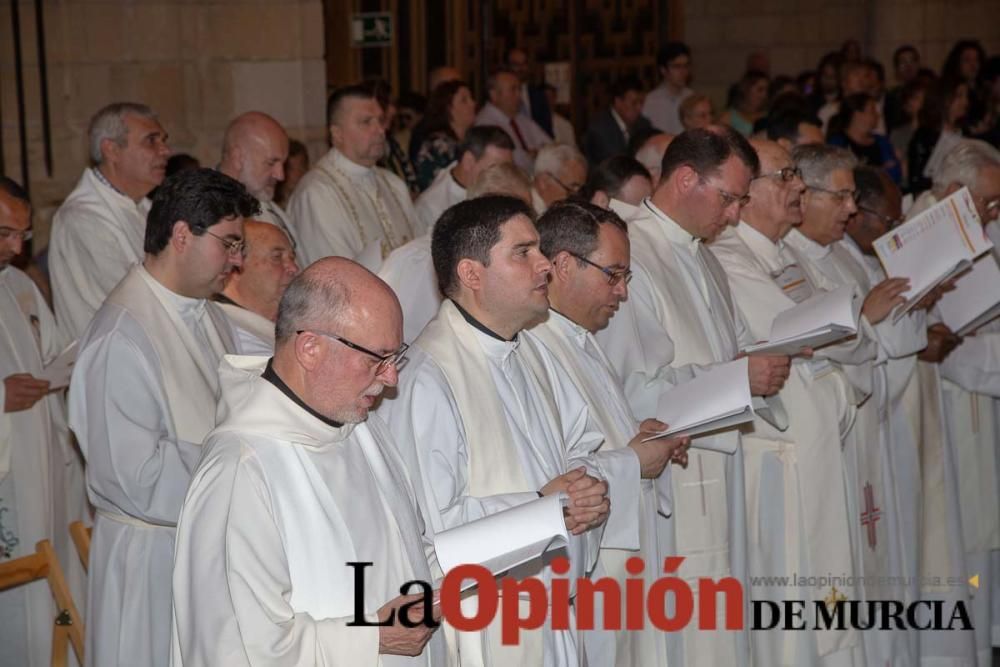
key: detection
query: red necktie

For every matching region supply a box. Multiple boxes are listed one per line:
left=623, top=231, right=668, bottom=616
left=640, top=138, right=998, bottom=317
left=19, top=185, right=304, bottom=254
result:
left=510, top=118, right=528, bottom=150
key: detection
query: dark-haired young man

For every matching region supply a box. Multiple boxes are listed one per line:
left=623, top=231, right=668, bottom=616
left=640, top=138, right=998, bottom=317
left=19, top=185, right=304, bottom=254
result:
left=642, top=42, right=694, bottom=134
left=380, top=195, right=650, bottom=665
left=596, top=127, right=792, bottom=667
left=289, top=84, right=420, bottom=267
left=69, top=168, right=258, bottom=667
left=583, top=75, right=653, bottom=164
left=766, top=110, right=825, bottom=151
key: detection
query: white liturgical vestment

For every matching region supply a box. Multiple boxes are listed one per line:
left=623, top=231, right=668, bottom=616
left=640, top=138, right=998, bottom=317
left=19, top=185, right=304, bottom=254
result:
left=254, top=197, right=299, bottom=248
left=49, top=167, right=150, bottom=340
left=594, top=200, right=756, bottom=667
left=0, top=266, right=88, bottom=667
left=711, top=223, right=863, bottom=666
left=415, top=163, right=465, bottom=231
left=378, top=234, right=440, bottom=343
left=288, top=149, right=420, bottom=268
left=379, top=300, right=605, bottom=667
left=216, top=299, right=275, bottom=355
left=531, top=310, right=677, bottom=667
left=69, top=264, right=239, bottom=667
left=170, top=356, right=447, bottom=666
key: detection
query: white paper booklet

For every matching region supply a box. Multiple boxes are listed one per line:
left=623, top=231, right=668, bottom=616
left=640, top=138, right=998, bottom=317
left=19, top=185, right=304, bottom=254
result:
left=742, top=285, right=858, bottom=355
left=937, top=254, right=1000, bottom=335
left=642, top=358, right=752, bottom=450
left=873, top=187, right=993, bottom=322
left=37, top=341, right=78, bottom=389
left=434, top=493, right=569, bottom=583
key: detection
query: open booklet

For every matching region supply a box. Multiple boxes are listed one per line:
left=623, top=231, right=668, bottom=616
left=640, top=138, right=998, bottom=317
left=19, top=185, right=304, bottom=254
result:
left=37, top=341, right=78, bottom=390
left=937, top=254, right=1000, bottom=335
left=873, top=187, right=994, bottom=323
left=640, top=358, right=753, bottom=451
left=741, top=285, right=857, bottom=355
left=433, top=493, right=569, bottom=590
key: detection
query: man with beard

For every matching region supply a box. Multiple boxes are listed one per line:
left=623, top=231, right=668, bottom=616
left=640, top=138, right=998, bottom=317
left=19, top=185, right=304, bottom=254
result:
left=218, top=111, right=298, bottom=245
left=50, top=102, right=171, bottom=339
left=290, top=84, right=420, bottom=268
left=171, top=258, right=446, bottom=666
left=69, top=169, right=257, bottom=667
left=216, top=220, right=299, bottom=354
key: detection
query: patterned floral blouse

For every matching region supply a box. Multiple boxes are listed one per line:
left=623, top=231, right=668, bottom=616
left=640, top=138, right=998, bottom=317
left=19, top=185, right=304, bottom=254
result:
left=414, top=132, right=459, bottom=192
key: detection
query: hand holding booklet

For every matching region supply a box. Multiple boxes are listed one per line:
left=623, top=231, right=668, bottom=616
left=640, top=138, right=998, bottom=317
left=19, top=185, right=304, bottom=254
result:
left=741, top=285, right=858, bottom=356
left=873, top=187, right=993, bottom=322
left=641, top=358, right=753, bottom=450
left=433, top=494, right=568, bottom=590
left=37, top=341, right=78, bottom=390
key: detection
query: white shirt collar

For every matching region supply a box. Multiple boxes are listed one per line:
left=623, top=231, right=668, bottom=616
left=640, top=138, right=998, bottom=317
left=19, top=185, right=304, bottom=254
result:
left=331, top=148, right=375, bottom=180
left=735, top=221, right=785, bottom=273
left=610, top=107, right=628, bottom=134
left=139, top=264, right=206, bottom=320
left=786, top=227, right=832, bottom=259
left=548, top=308, right=590, bottom=347
left=642, top=199, right=700, bottom=253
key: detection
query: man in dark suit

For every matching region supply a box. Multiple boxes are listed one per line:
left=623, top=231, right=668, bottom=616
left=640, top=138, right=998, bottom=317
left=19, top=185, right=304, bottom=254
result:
left=583, top=75, right=652, bottom=165
left=507, top=47, right=554, bottom=139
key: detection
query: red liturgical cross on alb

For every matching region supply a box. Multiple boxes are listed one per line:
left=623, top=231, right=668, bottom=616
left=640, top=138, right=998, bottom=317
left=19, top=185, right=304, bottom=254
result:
left=860, top=482, right=881, bottom=551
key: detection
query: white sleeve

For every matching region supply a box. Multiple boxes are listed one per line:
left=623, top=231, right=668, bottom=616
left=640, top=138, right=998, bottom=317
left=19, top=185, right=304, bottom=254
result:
left=69, top=329, right=199, bottom=523
left=170, top=442, right=380, bottom=666
left=939, top=331, right=1000, bottom=396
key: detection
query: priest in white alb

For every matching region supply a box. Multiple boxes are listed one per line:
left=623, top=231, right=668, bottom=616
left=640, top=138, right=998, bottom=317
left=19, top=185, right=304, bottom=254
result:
left=380, top=195, right=616, bottom=666
left=217, top=111, right=299, bottom=245
left=0, top=178, right=89, bottom=667
left=596, top=127, right=792, bottom=667
left=533, top=200, right=690, bottom=666
left=49, top=102, right=171, bottom=340
left=710, top=140, right=876, bottom=666
left=289, top=84, right=420, bottom=269
left=69, top=169, right=257, bottom=667
left=171, top=258, right=446, bottom=666
left=215, top=220, right=299, bottom=355
left=415, top=125, right=514, bottom=230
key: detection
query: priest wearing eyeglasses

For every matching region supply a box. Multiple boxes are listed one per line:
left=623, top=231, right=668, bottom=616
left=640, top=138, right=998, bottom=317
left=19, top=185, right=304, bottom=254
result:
left=68, top=168, right=257, bottom=667
left=171, top=257, right=446, bottom=666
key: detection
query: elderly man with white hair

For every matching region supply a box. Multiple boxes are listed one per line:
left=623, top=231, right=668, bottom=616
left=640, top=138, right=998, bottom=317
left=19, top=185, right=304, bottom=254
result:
left=49, top=102, right=170, bottom=339
left=909, top=139, right=1000, bottom=665
left=530, top=143, right=588, bottom=215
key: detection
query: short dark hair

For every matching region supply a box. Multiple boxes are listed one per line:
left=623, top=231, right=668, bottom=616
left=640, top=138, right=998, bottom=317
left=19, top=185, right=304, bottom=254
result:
left=145, top=168, right=260, bottom=255
left=766, top=110, right=821, bottom=143
left=537, top=200, right=627, bottom=262
left=165, top=153, right=200, bottom=179
left=327, top=84, right=376, bottom=126
left=457, top=125, right=515, bottom=161
left=578, top=155, right=651, bottom=202
left=288, top=139, right=309, bottom=159
left=0, top=176, right=30, bottom=206
left=854, top=165, right=891, bottom=210
left=661, top=127, right=760, bottom=182
left=431, top=195, right=534, bottom=297
left=487, top=68, right=518, bottom=92
left=656, top=42, right=691, bottom=69
left=893, top=45, right=919, bottom=69
left=610, top=75, right=644, bottom=101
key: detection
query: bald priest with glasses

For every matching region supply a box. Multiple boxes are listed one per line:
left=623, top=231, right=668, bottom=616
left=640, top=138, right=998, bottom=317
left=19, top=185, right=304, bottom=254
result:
left=69, top=169, right=257, bottom=667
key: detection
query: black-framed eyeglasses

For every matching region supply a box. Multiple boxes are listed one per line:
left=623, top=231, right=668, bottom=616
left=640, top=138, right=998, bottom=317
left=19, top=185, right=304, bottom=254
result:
left=753, top=166, right=802, bottom=183
left=701, top=180, right=751, bottom=208
left=857, top=205, right=904, bottom=229
left=297, top=329, right=409, bottom=374
left=195, top=227, right=245, bottom=257
left=546, top=172, right=583, bottom=196
left=806, top=185, right=860, bottom=204
left=0, top=227, right=32, bottom=242
left=568, top=252, right=633, bottom=286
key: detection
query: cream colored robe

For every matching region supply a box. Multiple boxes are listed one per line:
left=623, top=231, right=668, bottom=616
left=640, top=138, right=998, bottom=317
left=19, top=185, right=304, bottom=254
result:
left=378, top=234, right=440, bottom=343
left=0, top=266, right=88, bottom=667
left=711, top=223, right=863, bottom=666
left=415, top=163, right=465, bottom=232
left=69, top=265, right=239, bottom=667
left=216, top=301, right=275, bottom=355
left=170, top=356, right=447, bottom=666
left=288, top=149, right=419, bottom=268
left=49, top=167, right=150, bottom=340
left=595, top=200, right=757, bottom=667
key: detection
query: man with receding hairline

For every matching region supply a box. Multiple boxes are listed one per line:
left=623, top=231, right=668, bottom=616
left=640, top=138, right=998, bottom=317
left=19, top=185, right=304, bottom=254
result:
left=50, top=102, right=171, bottom=340
left=171, top=257, right=445, bottom=666
left=218, top=111, right=298, bottom=244
left=476, top=69, right=552, bottom=173
left=289, top=84, right=420, bottom=268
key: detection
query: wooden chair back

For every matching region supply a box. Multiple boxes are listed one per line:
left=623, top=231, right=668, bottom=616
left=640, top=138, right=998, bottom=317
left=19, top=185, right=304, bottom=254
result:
left=68, top=521, right=91, bottom=573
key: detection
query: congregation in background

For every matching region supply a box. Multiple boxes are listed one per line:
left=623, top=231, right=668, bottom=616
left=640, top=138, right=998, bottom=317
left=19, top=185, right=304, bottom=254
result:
left=2, top=32, right=1000, bottom=667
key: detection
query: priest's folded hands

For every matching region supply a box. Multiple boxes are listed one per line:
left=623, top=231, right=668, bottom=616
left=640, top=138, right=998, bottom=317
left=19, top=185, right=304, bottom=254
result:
left=538, top=466, right=610, bottom=534
left=746, top=353, right=792, bottom=396
left=376, top=592, right=443, bottom=657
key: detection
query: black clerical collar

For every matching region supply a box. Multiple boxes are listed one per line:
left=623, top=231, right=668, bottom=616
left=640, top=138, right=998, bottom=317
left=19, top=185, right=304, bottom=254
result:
left=451, top=299, right=517, bottom=342
left=213, top=293, right=243, bottom=309
left=262, top=358, right=344, bottom=428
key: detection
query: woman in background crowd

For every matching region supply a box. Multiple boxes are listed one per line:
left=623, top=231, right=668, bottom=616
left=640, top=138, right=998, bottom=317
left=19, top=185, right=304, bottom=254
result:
left=412, top=80, right=478, bottom=191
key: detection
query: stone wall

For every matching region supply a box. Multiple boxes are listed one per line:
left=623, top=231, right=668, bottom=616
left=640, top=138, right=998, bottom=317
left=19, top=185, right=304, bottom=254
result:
left=683, top=0, right=1000, bottom=111
left=0, top=0, right=327, bottom=249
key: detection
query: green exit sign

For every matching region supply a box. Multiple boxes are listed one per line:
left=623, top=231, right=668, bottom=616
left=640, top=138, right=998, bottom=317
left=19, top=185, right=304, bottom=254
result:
left=351, top=12, right=393, bottom=48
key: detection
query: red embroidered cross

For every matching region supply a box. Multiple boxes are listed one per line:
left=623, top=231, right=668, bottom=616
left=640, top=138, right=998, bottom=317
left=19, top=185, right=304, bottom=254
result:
left=860, top=482, right=881, bottom=551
